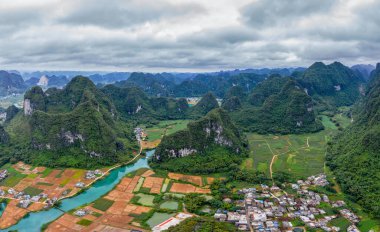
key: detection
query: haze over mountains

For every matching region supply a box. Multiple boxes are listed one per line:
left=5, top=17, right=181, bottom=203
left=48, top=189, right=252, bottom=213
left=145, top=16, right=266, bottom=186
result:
left=0, top=63, right=374, bottom=97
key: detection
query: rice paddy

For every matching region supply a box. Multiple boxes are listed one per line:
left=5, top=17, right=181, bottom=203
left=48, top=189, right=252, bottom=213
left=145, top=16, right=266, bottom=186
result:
left=146, top=212, right=175, bottom=228
left=246, top=113, right=350, bottom=179
left=159, top=201, right=178, bottom=210
left=135, top=193, right=155, bottom=206
left=143, top=120, right=190, bottom=142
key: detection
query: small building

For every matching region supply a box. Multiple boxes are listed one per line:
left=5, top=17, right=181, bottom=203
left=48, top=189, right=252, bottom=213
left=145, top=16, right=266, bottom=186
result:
left=282, top=221, right=293, bottom=229
left=85, top=171, right=96, bottom=179
left=227, top=212, right=240, bottom=222
left=291, top=184, right=299, bottom=190
left=18, top=199, right=31, bottom=208
left=270, top=186, right=281, bottom=192
left=31, top=195, right=41, bottom=202
left=0, top=170, right=8, bottom=181
left=74, top=209, right=88, bottom=217
left=75, top=182, right=85, bottom=188
left=214, top=213, right=227, bottom=221
left=223, top=198, right=232, bottom=204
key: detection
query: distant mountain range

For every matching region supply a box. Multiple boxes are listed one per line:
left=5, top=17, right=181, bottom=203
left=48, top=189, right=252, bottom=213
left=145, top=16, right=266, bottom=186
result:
left=0, top=71, right=26, bottom=97
left=351, top=64, right=375, bottom=81
left=0, top=63, right=373, bottom=98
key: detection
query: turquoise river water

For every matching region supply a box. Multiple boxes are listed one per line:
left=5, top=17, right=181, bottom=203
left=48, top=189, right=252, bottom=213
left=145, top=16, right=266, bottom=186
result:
left=1, top=150, right=154, bottom=232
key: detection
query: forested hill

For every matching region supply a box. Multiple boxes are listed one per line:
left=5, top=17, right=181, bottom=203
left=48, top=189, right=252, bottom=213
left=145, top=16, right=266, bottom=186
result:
left=297, top=61, right=365, bottom=107
left=0, top=77, right=223, bottom=168
left=3, top=77, right=139, bottom=168
left=101, top=85, right=218, bottom=123
left=151, top=108, right=247, bottom=174
left=327, top=63, right=380, bottom=216
left=0, top=126, right=9, bottom=144
left=228, top=76, right=323, bottom=134
left=101, top=84, right=188, bottom=122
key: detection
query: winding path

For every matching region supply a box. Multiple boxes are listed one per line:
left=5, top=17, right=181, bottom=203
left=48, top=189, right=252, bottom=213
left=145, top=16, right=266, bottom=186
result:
left=266, top=136, right=310, bottom=184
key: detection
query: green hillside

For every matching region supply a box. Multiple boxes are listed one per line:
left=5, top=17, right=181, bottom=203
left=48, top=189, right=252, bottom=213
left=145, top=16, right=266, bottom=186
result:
left=150, top=108, right=247, bottom=174
left=0, top=126, right=9, bottom=144
left=327, top=64, right=380, bottom=216
left=297, top=62, right=365, bottom=108
left=188, top=92, right=219, bottom=118
left=230, top=78, right=323, bottom=134
left=3, top=77, right=138, bottom=168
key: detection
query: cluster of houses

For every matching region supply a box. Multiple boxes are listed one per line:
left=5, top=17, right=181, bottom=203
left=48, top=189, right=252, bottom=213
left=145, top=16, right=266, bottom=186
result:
left=134, top=127, right=147, bottom=142
left=0, top=170, right=8, bottom=181
left=134, top=127, right=144, bottom=141
left=0, top=187, right=56, bottom=208
left=339, top=209, right=359, bottom=224
left=296, top=174, right=330, bottom=187
left=214, top=174, right=361, bottom=232
left=74, top=170, right=104, bottom=188
left=85, top=169, right=103, bottom=179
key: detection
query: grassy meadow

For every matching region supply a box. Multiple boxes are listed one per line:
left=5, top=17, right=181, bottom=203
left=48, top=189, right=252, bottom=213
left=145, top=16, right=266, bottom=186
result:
left=143, top=120, right=190, bottom=142
left=243, top=112, right=351, bottom=179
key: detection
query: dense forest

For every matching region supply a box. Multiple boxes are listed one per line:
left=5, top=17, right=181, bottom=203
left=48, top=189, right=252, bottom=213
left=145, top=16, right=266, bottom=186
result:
left=296, top=62, right=365, bottom=109
left=1, top=77, right=139, bottom=168
left=227, top=76, right=323, bottom=134
left=327, top=64, right=380, bottom=216
left=165, top=216, right=238, bottom=232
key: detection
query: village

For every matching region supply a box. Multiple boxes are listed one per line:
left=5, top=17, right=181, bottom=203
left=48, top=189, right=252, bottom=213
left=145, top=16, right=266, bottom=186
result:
left=0, top=162, right=373, bottom=232
left=0, top=162, right=106, bottom=229
left=0, top=128, right=373, bottom=231
left=214, top=174, right=363, bottom=232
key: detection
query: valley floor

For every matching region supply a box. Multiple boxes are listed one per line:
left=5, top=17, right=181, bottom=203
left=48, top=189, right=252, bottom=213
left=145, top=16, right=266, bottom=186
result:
left=243, top=112, right=351, bottom=181
left=0, top=161, right=109, bottom=229
left=1, top=116, right=379, bottom=231
left=44, top=169, right=215, bottom=231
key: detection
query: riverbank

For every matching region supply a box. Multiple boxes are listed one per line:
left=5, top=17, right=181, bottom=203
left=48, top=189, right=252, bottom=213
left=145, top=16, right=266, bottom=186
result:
left=57, top=149, right=144, bottom=202
left=1, top=150, right=152, bottom=232
left=0, top=145, right=146, bottom=231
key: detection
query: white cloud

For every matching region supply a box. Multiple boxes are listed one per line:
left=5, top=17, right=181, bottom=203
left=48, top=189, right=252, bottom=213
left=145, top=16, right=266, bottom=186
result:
left=0, top=0, right=378, bottom=71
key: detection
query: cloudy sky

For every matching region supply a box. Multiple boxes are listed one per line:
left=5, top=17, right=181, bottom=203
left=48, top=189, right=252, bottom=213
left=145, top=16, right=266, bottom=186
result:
left=0, top=0, right=379, bottom=72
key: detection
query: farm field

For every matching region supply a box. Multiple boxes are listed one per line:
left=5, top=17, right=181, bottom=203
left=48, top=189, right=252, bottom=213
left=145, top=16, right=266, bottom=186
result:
left=160, top=201, right=178, bottom=210
left=142, top=120, right=190, bottom=143
left=45, top=168, right=212, bottom=231
left=146, top=212, right=175, bottom=228
left=135, top=193, right=155, bottom=206
left=0, top=162, right=106, bottom=229
left=245, top=113, right=350, bottom=179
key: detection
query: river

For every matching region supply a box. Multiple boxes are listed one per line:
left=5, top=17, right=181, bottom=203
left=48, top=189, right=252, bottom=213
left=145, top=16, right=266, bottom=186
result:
left=1, top=150, right=154, bottom=232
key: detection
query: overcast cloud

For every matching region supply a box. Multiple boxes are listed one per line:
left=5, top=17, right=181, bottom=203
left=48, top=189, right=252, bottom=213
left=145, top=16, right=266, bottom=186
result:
left=0, top=0, right=379, bottom=71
